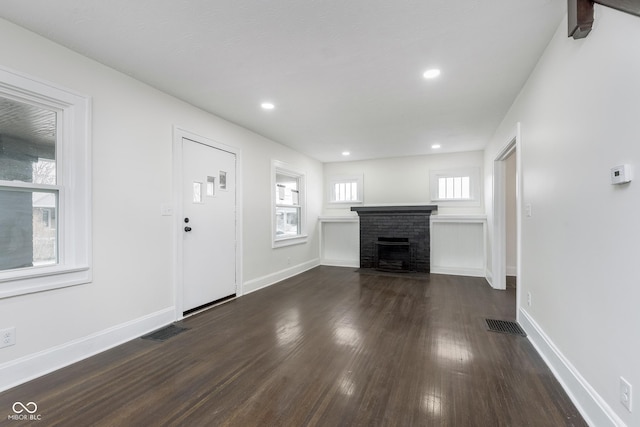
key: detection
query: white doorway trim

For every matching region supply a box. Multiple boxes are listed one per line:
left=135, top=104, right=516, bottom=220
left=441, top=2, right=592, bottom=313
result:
left=172, top=126, right=243, bottom=320
left=492, top=123, right=522, bottom=318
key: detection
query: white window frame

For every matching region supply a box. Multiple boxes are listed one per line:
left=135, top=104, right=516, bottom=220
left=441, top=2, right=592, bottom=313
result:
left=327, top=174, right=363, bottom=206
left=430, top=168, right=480, bottom=207
left=272, top=160, right=307, bottom=248
left=0, top=66, right=92, bottom=298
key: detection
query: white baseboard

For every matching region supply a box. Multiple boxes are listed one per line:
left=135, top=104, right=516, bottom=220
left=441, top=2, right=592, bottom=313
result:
left=430, top=265, right=485, bottom=277
left=485, top=269, right=494, bottom=287
left=243, top=258, right=321, bottom=295
left=506, top=265, right=517, bottom=276
left=519, top=309, right=626, bottom=427
left=0, top=307, right=175, bottom=393
left=320, top=258, right=359, bottom=268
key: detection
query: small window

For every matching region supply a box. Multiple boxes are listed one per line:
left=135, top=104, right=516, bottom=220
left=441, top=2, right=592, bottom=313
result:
left=437, top=176, right=470, bottom=200
left=193, top=182, right=203, bottom=203
left=430, top=168, right=480, bottom=204
left=206, top=176, right=216, bottom=197
left=219, top=171, right=227, bottom=190
left=327, top=175, right=363, bottom=205
left=272, top=160, right=307, bottom=247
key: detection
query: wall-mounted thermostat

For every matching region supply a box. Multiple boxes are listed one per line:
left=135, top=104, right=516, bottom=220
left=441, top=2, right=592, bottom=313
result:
left=611, top=164, right=632, bottom=185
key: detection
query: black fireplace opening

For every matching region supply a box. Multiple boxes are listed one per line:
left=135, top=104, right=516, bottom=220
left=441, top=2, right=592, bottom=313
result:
left=375, top=237, right=411, bottom=272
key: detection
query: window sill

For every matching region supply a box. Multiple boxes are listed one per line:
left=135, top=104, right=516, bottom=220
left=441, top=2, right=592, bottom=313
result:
left=430, top=198, right=481, bottom=207
left=327, top=201, right=363, bottom=207
left=273, top=234, right=308, bottom=248
left=0, top=265, right=91, bottom=299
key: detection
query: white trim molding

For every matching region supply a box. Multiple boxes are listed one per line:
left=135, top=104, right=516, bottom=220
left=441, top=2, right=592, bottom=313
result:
left=0, top=307, right=175, bottom=393
left=520, top=309, right=625, bottom=427
left=243, top=258, right=320, bottom=295
left=491, top=124, right=521, bottom=295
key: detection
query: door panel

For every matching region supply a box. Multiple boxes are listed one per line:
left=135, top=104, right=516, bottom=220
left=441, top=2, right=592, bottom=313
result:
left=182, top=138, right=236, bottom=312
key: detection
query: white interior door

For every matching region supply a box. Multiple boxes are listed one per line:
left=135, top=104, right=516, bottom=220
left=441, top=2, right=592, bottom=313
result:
left=182, top=137, right=236, bottom=313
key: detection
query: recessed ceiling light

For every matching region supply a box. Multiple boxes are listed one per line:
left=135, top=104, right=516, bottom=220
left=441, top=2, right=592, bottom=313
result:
left=423, top=69, right=441, bottom=79
left=342, top=151, right=351, bottom=156
left=431, top=144, right=441, bottom=149
left=261, top=102, right=275, bottom=110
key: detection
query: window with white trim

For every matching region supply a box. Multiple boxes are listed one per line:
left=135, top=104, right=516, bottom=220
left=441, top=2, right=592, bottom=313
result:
left=272, top=160, right=307, bottom=247
left=0, top=66, right=91, bottom=298
left=430, top=168, right=480, bottom=204
left=327, top=174, right=363, bottom=205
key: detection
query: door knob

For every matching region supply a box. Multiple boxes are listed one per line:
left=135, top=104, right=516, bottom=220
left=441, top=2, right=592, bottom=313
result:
left=184, top=218, right=190, bottom=223
left=184, top=226, right=192, bottom=232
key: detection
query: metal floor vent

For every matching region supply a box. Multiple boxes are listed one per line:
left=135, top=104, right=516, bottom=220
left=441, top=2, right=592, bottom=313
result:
left=141, top=324, right=189, bottom=342
left=485, top=319, right=526, bottom=337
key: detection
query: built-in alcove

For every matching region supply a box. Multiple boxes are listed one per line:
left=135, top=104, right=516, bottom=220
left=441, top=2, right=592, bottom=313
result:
left=351, top=206, right=437, bottom=273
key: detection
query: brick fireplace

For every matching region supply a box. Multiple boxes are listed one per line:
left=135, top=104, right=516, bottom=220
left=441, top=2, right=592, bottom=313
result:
left=351, top=205, right=437, bottom=273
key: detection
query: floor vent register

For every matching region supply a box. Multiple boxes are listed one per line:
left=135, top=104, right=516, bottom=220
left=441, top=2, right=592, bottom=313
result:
left=485, top=319, right=527, bottom=337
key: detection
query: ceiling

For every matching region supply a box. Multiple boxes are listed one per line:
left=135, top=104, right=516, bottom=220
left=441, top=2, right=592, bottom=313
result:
left=0, top=0, right=565, bottom=163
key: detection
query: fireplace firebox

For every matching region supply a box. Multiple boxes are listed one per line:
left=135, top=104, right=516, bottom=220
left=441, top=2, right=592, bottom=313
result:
left=375, top=237, right=410, bottom=272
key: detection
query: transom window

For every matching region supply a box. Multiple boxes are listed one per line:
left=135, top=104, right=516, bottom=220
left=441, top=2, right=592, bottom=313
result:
left=327, top=174, right=363, bottom=205
left=430, top=168, right=480, bottom=204
left=437, top=175, right=470, bottom=200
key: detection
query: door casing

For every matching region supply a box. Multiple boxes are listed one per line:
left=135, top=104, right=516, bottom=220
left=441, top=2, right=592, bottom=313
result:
left=491, top=123, right=522, bottom=320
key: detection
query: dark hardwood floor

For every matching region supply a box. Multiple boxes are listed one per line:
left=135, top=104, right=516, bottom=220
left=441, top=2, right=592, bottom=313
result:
left=0, top=267, right=586, bottom=426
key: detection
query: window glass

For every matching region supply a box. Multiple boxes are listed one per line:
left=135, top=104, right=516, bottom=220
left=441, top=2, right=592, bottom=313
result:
left=1, top=96, right=59, bottom=272
left=206, top=176, right=215, bottom=197
left=193, top=182, right=202, bottom=203
left=0, top=97, right=56, bottom=183
left=275, top=173, right=301, bottom=236
left=276, top=206, right=299, bottom=237
left=275, top=173, right=299, bottom=205
left=438, top=176, right=471, bottom=199
left=333, top=181, right=358, bottom=202
left=0, top=189, right=57, bottom=271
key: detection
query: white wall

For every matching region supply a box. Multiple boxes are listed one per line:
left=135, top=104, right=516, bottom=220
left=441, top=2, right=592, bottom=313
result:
left=323, top=151, right=485, bottom=216
left=322, top=152, right=486, bottom=273
left=0, top=18, right=322, bottom=388
left=485, top=6, right=640, bottom=426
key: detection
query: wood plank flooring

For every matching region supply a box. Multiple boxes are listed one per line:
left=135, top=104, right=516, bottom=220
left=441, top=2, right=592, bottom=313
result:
left=0, top=267, right=586, bottom=426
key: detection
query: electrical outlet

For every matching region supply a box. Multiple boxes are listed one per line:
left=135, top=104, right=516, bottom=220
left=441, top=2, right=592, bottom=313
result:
left=527, top=292, right=532, bottom=307
left=0, top=327, right=16, bottom=349
left=620, top=377, right=633, bottom=412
